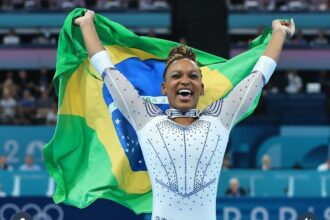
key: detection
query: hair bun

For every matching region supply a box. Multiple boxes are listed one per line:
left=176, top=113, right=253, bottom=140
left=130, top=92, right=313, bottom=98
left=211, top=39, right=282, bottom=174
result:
left=165, top=45, right=197, bottom=68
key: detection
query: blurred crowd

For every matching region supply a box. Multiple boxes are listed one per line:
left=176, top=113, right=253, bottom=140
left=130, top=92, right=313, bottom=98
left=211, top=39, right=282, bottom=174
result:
left=0, top=155, right=41, bottom=172
left=258, top=69, right=330, bottom=121
left=2, top=27, right=329, bottom=49
left=232, top=29, right=330, bottom=48
left=222, top=154, right=330, bottom=197
left=228, top=0, right=330, bottom=11
left=265, top=69, right=330, bottom=95
left=222, top=153, right=330, bottom=171
left=0, top=0, right=169, bottom=11
left=1, top=0, right=330, bottom=11
left=246, top=68, right=330, bottom=106
left=0, top=69, right=57, bottom=125
left=1, top=28, right=57, bottom=46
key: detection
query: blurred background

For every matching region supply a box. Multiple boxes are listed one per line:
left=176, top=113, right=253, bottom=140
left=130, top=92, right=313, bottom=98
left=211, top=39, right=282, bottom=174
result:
left=0, top=0, right=329, bottom=219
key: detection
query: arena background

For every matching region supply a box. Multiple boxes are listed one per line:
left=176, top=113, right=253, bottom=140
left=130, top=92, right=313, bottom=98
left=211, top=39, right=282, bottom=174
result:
left=0, top=0, right=330, bottom=219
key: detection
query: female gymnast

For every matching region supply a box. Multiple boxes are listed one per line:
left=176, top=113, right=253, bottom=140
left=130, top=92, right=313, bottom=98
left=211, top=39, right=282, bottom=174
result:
left=75, top=10, right=295, bottom=220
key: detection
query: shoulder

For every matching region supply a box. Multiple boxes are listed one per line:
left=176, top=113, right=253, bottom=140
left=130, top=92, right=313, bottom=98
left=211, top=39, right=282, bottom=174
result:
left=201, top=100, right=223, bottom=117
left=144, top=99, right=164, bottom=117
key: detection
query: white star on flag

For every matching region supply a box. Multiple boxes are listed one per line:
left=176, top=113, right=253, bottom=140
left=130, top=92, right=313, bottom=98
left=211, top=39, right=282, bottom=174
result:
left=115, top=118, right=121, bottom=125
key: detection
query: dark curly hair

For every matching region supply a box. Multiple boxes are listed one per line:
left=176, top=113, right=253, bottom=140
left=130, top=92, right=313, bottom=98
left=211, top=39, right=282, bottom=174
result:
left=163, top=45, right=198, bottom=80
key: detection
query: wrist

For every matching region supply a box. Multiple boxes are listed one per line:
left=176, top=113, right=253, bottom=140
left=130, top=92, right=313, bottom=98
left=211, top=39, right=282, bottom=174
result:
left=272, top=29, right=287, bottom=42
left=272, top=29, right=287, bottom=38
left=79, top=19, right=94, bottom=29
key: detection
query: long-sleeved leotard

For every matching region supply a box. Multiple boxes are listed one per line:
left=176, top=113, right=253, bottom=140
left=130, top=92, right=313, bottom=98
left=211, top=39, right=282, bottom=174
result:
left=91, top=51, right=276, bottom=220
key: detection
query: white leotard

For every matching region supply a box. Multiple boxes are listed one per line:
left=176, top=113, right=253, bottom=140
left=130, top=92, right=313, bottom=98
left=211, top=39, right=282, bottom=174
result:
left=91, top=51, right=276, bottom=220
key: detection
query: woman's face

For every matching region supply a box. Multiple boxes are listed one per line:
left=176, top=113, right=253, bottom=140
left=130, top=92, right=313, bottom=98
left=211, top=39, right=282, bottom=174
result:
left=161, top=58, right=204, bottom=111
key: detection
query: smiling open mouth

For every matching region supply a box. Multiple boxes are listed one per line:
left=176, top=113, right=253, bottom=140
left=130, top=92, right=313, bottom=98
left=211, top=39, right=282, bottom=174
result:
left=177, top=89, right=193, bottom=96
left=176, top=89, right=193, bottom=102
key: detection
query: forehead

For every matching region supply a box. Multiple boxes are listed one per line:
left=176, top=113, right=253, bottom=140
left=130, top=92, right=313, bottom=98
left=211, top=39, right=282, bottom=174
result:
left=166, top=58, right=199, bottom=73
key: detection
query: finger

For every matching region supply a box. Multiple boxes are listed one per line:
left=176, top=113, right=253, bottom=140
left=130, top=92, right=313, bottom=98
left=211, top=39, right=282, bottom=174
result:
left=74, top=17, right=83, bottom=25
left=86, top=10, right=95, bottom=17
left=290, top=18, right=295, bottom=36
left=280, top=20, right=289, bottom=27
left=272, top=19, right=281, bottom=25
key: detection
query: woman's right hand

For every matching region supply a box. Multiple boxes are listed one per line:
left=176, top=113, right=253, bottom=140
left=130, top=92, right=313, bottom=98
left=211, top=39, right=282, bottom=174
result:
left=74, top=10, right=95, bottom=27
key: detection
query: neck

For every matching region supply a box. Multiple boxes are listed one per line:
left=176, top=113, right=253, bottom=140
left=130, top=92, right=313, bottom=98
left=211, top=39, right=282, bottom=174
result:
left=173, top=117, right=197, bottom=126
left=166, top=108, right=200, bottom=125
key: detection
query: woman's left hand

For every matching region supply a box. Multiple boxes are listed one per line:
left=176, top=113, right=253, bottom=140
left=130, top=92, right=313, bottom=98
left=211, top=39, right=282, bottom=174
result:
left=272, top=18, right=295, bottom=39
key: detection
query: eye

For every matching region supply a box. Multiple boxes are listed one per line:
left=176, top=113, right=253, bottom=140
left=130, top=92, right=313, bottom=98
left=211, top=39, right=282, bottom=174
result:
left=171, top=72, right=181, bottom=79
left=189, top=72, right=200, bottom=79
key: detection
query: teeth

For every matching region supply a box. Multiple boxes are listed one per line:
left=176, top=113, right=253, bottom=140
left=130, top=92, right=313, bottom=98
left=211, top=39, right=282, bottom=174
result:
left=178, top=89, right=192, bottom=94
left=177, top=89, right=192, bottom=97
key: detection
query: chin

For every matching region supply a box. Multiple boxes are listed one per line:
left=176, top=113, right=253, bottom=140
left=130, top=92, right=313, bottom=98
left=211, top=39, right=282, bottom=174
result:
left=173, top=102, right=197, bottom=111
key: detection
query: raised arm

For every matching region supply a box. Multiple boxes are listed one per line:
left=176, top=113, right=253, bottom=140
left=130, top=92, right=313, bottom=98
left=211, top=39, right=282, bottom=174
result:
left=74, top=10, right=104, bottom=57
left=75, top=10, right=162, bottom=130
left=264, top=19, right=295, bottom=62
left=205, top=19, right=295, bottom=130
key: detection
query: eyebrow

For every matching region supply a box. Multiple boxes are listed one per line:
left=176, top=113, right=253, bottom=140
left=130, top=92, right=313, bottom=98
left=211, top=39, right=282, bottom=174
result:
left=169, top=69, right=201, bottom=75
left=163, top=69, right=202, bottom=82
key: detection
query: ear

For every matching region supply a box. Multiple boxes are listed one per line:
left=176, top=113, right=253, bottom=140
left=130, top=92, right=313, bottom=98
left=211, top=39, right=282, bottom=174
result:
left=200, top=83, right=205, bottom=96
left=161, top=81, right=167, bottom=95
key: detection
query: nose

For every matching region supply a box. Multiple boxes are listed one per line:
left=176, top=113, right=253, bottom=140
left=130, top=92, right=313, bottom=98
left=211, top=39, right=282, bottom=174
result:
left=180, top=75, right=191, bottom=86
left=180, top=81, right=190, bottom=86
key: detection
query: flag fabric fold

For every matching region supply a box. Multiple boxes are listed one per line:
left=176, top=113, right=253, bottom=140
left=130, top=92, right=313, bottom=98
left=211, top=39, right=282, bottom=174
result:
left=44, top=8, right=272, bottom=214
